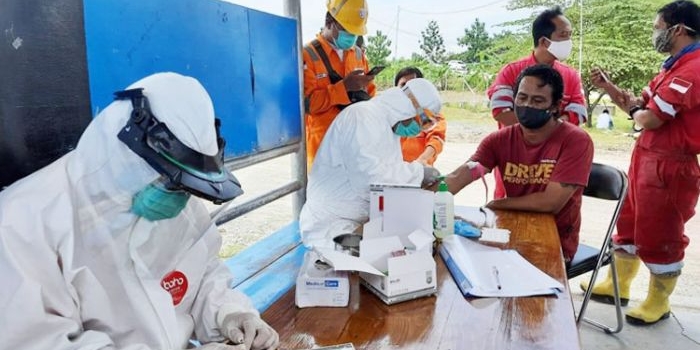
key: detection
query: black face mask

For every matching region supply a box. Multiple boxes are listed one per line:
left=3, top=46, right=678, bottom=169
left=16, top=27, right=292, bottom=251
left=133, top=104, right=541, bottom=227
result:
left=515, top=106, right=554, bottom=129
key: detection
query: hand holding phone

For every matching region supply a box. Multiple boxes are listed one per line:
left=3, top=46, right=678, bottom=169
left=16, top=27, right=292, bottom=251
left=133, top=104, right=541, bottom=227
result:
left=367, top=66, right=385, bottom=76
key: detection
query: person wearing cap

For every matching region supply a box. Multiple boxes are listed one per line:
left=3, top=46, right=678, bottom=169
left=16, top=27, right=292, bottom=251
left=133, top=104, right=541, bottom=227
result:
left=487, top=6, right=587, bottom=199
left=0, top=73, right=278, bottom=350
left=582, top=0, right=700, bottom=326
left=394, top=67, right=447, bottom=165
left=303, top=0, right=375, bottom=169
left=442, top=65, right=593, bottom=264
left=300, top=78, right=443, bottom=248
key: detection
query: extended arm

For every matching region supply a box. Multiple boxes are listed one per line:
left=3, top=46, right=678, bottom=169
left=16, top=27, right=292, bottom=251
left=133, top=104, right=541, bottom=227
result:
left=485, top=181, right=579, bottom=214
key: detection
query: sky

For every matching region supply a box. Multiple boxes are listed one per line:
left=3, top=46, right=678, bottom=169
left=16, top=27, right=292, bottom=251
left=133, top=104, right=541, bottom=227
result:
left=226, top=0, right=533, bottom=59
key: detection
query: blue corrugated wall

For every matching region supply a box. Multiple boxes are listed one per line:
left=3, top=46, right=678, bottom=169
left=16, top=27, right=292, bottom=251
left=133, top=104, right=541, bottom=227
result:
left=83, top=0, right=301, bottom=160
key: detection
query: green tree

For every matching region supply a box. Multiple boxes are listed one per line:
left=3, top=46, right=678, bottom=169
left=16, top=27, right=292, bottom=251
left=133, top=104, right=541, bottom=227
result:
left=457, top=18, right=493, bottom=63
left=419, top=20, right=447, bottom=64
left=505, top=0, right=668, bottom=126
left=563, top=0, right=666, bottom=123
left=464, top=30, right=531, bottom=91
left=365, top=30, right=392, bottom=66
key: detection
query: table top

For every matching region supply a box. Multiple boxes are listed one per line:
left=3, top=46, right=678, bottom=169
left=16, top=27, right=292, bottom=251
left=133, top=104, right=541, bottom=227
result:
left=262, top=210, right=580, bottom=350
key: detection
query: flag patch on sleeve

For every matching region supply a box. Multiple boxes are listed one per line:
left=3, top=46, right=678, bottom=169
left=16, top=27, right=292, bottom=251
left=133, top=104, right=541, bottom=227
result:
left=669, top=77, right=692, bottom=94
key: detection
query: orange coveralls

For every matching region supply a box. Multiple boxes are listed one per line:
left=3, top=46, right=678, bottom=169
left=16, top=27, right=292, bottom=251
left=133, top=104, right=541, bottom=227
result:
left=303, top=34, right=375, bottom=169
left=399, top=115, right=447, bottom=165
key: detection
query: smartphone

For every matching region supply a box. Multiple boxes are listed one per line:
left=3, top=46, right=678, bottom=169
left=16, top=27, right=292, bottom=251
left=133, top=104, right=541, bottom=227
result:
left=367, top=65, right=385, bottom=76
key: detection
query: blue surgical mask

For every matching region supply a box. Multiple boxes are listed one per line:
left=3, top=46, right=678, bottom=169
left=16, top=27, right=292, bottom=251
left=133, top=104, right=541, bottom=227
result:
left=132, top=180, right=191, bottom=221
left=334, top=30, right=357, bottom=50
left=394, top=119, right=422, bottom=137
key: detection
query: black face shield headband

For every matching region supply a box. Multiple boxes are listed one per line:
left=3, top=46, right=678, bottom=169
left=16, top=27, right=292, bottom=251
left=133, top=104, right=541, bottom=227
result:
left=115, top=88, right=243, bottom=204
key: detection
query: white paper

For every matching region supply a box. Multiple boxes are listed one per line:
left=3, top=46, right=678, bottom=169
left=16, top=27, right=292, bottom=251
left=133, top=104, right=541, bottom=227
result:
left=454, top=205, right=496, bottom=228
left=440, top=235, right=564, bottom=297
left=407, top=229, right=434, bottom=252
left=315, top=248, right=385, bottom=275
left=382, top=187, right=433, bottom=238
left=362, top=218, right=382, bottom=240
left=360, top=236, right=404, bottom=273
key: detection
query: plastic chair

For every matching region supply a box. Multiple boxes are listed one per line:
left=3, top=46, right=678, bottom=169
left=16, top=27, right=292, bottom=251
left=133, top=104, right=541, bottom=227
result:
left=566, top=163, right=629, bottom=334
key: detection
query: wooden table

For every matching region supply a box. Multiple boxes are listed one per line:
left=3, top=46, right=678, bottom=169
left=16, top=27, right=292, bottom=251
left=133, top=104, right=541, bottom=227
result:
left=262, top=210, right=580, bottom=350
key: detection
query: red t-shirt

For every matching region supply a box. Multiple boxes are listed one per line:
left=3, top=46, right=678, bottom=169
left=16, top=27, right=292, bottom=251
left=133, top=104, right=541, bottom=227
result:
left=487, top=53, right=587, bottom=126
left=472, top=122, right=594, bottom=260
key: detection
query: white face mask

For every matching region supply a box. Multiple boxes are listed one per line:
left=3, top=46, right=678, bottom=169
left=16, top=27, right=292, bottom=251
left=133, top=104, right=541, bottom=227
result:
left=546, top=38, right=573, bottom=61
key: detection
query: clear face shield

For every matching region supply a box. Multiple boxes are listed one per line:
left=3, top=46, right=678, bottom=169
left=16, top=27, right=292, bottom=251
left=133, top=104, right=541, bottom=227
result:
left=401, top=86, right=438, bottom=132
left=114, top=88, right=243, bottom=204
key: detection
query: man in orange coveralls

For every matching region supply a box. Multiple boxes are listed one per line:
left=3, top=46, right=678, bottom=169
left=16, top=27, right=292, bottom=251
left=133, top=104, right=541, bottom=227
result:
left=302, top=0, right=376, bottom=168
left=582, top=0, right=700, bottom=326
left=394, top=67, right=447, bottom=165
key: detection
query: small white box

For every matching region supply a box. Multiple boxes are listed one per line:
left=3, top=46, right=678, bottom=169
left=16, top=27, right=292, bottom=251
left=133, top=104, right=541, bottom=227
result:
left=295, top=250, right=349, bottom=308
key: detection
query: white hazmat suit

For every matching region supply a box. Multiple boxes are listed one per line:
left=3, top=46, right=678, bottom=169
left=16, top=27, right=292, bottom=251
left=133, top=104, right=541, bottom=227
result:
left=0, top=73, right=270, bottom=349
left=300, top=78, right=442, bottom=248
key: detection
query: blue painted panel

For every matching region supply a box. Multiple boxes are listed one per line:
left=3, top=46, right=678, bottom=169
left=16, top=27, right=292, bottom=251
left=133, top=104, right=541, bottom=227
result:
left=83, top=0, right=301, bottom=159
left=235, top=244, right=307, bottom=312
left=248, top=10, right=302, bottom=150
left=224, top=221, right=301, bottom=287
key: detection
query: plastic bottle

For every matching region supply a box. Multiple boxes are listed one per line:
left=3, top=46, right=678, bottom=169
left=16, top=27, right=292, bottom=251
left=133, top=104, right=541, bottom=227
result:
left=433, top=176, right=454, bottom=238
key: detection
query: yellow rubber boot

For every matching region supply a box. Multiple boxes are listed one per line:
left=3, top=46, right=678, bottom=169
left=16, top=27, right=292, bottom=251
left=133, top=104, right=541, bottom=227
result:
left=625, top=273, right=678, bottom=325
left=580, top=252, right=640, bottom=306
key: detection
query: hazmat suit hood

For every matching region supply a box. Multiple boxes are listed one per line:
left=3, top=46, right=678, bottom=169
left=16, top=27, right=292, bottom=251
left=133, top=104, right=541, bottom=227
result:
left=300, top=78, right=440, bottom=248
left=373, top=77, right=442, bottom=127
left=0, top=72, right=258, bottom=349
left=67, top=72, right=221, bottom=209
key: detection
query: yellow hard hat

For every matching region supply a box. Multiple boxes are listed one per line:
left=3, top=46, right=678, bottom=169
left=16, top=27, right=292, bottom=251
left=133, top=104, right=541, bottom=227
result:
left=327, top=0, right=368, bottom=36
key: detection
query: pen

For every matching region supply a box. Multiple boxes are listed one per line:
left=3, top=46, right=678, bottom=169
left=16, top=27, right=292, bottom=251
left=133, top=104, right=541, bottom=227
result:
left=492, top=266, right=502, bottom=290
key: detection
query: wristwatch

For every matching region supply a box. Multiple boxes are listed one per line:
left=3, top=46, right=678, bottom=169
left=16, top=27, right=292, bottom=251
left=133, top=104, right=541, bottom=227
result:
left=627, top=105, right=644, bottom=120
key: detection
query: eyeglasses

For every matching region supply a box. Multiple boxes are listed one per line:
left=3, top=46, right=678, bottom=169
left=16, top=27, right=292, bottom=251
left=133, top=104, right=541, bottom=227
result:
left=416, top=108, right=437, bottom=131
left=402, top=86, right=438, bottom=131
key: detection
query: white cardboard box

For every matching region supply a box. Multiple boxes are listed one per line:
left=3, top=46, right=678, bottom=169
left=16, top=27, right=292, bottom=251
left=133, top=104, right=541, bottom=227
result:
left=367, top=184, right=434, bottom=247
left=309, top=183, right=437, bottom=305
left=316, top=230, right=437, bottom=305
left=295, top=250, right=350, bottom=308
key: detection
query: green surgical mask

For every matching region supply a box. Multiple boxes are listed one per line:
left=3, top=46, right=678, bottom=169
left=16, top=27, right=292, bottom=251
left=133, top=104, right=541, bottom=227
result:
left=394, top=119, right=421, bottom=137
left=132, top=180, right=190, bottom=221
left=334, top=30, right=357, bottom=50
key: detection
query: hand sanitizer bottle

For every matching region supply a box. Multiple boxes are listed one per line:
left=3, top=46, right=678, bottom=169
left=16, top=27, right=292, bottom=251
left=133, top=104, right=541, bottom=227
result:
left=434, top=176, right=454, bottom=238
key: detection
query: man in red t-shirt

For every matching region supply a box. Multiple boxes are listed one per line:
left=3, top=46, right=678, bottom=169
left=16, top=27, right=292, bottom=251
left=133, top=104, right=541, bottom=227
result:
left=444, top=64, right=593, bottom=262
left=487, top=6, right=587, bottom=199
left=582, top=0, right=700, bottom=326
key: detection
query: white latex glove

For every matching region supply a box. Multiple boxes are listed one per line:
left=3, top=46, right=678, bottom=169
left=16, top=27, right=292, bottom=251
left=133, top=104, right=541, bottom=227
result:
left=199, top=342, right=246, bottom=350
left=422, top=165, right=441, bottom=188
left=218, top=312, right=279, bottom=350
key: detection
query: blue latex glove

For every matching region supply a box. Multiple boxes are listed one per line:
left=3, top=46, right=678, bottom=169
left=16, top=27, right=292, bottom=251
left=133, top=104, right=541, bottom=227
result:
left=454, top=220, right=481, bottom=238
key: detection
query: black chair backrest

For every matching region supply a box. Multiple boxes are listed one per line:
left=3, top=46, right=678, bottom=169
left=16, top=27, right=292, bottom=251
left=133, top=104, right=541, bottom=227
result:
left=583, top=163, right=626, bottom=201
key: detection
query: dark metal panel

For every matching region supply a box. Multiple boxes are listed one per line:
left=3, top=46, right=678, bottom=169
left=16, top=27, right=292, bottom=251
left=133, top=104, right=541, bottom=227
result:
left=247, top=9, right=302, bottom=151
left=0, top=0, right=92, bottom=188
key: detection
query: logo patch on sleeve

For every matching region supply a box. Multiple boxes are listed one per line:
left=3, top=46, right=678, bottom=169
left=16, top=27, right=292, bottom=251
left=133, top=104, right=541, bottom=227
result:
left=669, top=77, right=692, bottom=94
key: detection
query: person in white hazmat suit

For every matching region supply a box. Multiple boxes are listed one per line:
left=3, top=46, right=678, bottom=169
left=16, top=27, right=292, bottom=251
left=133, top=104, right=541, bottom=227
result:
left=0, top=73, right=278, bottom=350
left=300, top=78, right=442, bottom=248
